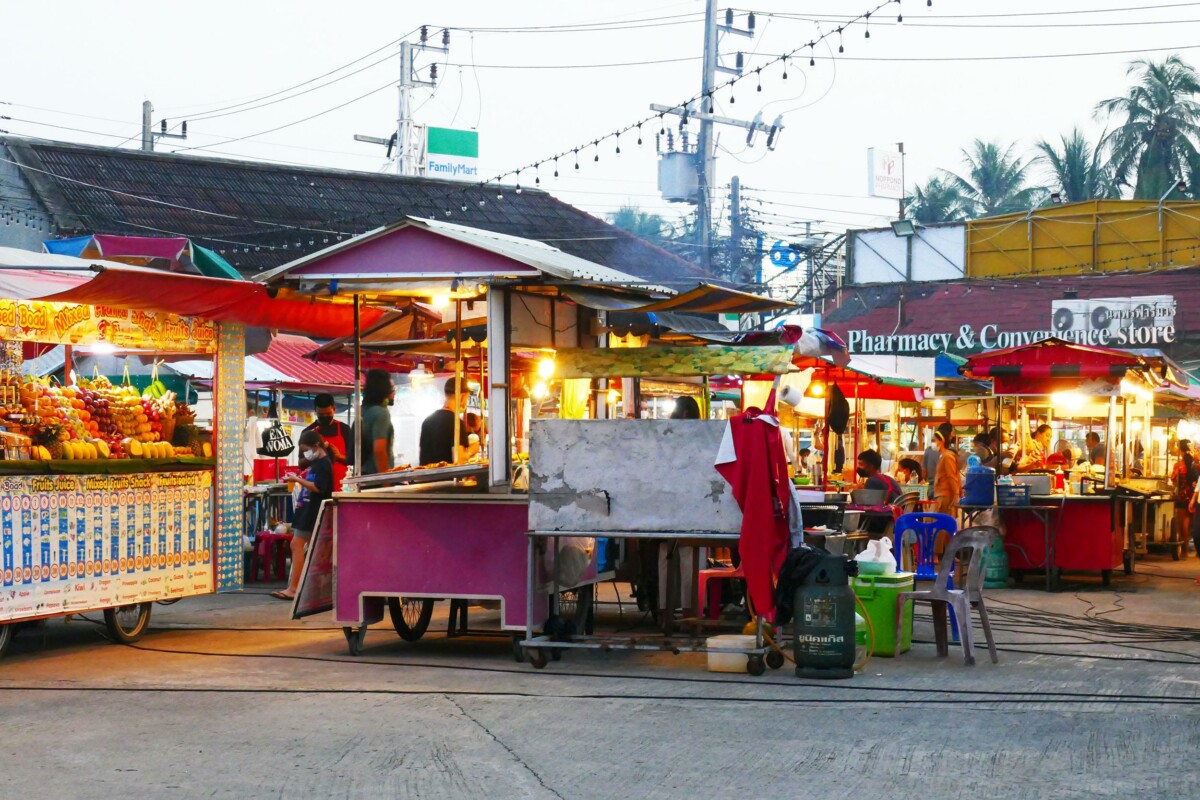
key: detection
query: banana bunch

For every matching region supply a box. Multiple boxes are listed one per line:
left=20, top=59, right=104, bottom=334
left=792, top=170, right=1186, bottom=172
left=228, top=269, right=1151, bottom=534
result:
left=145, top=379, right=169, bottom=399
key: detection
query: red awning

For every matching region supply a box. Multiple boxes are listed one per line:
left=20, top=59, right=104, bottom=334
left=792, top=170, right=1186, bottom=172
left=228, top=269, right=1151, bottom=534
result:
left=961, top=337, right=1148, bottom=395
left=0, top=249, right=378, bottom=338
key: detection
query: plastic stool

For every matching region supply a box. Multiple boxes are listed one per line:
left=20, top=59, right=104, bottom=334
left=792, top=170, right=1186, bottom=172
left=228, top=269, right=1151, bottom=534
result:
left=697, top=565, right=743, bottom=620
left=254, top=532, right=293, bottom=582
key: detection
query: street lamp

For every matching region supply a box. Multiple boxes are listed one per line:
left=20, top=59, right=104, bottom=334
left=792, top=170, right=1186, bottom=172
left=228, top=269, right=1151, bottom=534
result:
left=890, top=219, right=917, bottom=237
left=1158, top=179, right=1187, bottom=230
left=1049, top=191, right=1063, bottom=204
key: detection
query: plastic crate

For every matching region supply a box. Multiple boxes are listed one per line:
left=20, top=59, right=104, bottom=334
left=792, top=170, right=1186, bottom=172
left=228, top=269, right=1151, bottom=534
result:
left=996, top=484, right=1031, bottom=507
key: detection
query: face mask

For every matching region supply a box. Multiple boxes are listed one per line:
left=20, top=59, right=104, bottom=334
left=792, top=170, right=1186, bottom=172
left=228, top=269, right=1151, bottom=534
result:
left=303, top=449, right=318, bottom=460
left=316, top=413, right=334, bottom=425
left=855, top=467, right=869, bottom=478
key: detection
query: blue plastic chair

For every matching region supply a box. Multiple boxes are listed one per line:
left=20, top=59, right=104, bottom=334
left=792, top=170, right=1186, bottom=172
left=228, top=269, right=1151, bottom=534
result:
left=894, top=512, right=958, bottom=581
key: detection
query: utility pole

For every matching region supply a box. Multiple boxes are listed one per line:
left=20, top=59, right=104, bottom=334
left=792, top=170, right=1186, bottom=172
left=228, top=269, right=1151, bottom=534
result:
left=652, top=7, right=780, bottom=274
left=355, top=27, right=448, bottom=175
left=696, top=0, right=721, bottom=272
left=897, top=142, right=906, bottom=220
left=729, top=175, right=743, bottom=281
left=140, top=101, right=187, bottom=152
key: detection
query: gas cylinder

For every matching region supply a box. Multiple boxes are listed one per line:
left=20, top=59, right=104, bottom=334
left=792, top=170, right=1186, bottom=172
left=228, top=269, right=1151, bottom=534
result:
left=963, top=454, right=996, bottom=506
left=793, top=554, right=858, bottom=679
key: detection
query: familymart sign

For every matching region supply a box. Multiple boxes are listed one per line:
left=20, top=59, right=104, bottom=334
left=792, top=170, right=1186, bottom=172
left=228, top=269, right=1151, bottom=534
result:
left=848, top=321, right=1178, bottom=355
left=424, top=127, right=479, bottom=181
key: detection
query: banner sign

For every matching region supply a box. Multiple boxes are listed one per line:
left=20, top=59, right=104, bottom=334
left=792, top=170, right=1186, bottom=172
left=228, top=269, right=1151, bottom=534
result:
left=424, top=126, right=480, bottom=181
left=0, top=470, right=213, bottom=622
left=847, top=295, right=1179, bottom=355
left=867, top=147, right=903, bottom=200
left=0, top=299, right=217, bottom=354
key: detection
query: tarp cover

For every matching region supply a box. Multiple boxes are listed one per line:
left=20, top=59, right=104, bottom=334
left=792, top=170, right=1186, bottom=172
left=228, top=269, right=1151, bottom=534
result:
left=554, top=346, right=796, bottom=379
left=0, top=247, right=376, bottom=338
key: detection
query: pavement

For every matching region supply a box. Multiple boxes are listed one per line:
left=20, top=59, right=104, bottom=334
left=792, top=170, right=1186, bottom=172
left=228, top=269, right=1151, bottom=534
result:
left=1, top=558, right=1199, bottom=799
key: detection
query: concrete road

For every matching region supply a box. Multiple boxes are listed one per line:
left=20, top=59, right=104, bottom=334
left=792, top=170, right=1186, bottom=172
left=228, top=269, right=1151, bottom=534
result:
left=2, top=564, right=1199, bottom=799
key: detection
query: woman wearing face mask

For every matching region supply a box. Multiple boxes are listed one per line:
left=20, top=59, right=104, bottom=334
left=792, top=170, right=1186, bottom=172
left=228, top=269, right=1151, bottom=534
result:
left=273, top=430, right=335, bottom=601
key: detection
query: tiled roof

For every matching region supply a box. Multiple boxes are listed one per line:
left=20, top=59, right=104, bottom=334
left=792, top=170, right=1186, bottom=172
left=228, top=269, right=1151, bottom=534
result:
left=0, top=136, right=711, bottom=284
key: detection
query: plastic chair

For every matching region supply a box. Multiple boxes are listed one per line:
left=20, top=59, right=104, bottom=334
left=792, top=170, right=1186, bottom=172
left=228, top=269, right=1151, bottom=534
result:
left=697, top=564, right=744, bottom=620
left=895, top=526, right=1000, bottom=666
left=893, top=512, right=958, bottom=580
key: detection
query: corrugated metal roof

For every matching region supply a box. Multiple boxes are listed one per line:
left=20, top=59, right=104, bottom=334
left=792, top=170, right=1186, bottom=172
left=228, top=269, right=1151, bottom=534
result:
left=253, top=334, right=354, bottom=387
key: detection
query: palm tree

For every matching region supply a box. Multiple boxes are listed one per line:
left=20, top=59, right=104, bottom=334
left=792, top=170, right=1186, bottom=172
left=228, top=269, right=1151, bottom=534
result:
left=608, top=205, right=674, bottom=243
left=943, top=139, right=1043, bottom=217
left=904, top=176, right=968, bottom=223
left=1035, top=128, right=1119, bottom=203
left=1095, top=55, right=1200, bottom=199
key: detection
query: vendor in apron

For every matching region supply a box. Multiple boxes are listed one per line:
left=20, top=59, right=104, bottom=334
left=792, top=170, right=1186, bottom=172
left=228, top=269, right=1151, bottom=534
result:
left=300, top=393, right=353, bottom=490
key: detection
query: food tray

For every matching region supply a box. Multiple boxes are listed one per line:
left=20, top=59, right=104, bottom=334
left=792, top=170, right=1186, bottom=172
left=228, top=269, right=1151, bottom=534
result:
left=342, top=463, right=488, bottom=491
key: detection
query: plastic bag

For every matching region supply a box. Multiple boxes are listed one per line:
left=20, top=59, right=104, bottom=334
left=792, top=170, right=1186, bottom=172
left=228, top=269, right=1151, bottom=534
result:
left=854, top=536, right=896, bottom=574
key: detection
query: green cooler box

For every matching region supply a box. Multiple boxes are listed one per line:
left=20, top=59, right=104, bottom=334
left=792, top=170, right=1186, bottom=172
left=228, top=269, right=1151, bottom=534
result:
left=851, top=571, right=914, bottom=657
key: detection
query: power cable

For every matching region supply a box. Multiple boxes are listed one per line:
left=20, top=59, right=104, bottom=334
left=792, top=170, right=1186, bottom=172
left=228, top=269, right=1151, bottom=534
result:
left=739, top=2, right=1200, bottom=20
left=169, top=80, right=397, bottom=155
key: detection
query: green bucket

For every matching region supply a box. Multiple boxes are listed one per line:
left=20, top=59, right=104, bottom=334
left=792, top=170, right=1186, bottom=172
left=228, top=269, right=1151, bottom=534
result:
left=851, top=572, right=914, bottom=657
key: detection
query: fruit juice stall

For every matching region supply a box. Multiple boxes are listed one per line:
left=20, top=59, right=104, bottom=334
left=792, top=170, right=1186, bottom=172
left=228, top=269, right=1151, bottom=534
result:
left=959, top=338, right=1188, bottom=588
left=0, top=246, right=365, bottom=659
left=268, top=217, right=799, bottom=658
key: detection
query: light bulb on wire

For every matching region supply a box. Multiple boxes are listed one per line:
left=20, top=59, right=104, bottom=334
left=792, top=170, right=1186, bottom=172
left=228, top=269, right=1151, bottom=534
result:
left=838, top=27, right=844, bottom=53
left=865, top=12, right=870, bottom=37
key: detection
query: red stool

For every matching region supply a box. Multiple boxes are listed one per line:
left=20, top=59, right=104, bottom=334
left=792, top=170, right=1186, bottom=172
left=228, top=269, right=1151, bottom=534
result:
left=697, top=565, right=744, bottom=620
left=250, top=532, right=293, bottom=582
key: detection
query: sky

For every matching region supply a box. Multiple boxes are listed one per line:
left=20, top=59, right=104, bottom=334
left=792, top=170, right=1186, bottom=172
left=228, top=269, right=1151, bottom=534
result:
left=2, top=0, right=1197, bottom=248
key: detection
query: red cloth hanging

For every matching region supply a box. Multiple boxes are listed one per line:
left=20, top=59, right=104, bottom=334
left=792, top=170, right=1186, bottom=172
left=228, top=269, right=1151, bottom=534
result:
left=714, top=390, right=792, bottom=621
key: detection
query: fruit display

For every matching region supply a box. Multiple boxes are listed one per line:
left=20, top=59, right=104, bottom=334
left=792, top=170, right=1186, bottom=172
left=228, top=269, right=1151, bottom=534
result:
left=0, top=375, right=212, bottom=463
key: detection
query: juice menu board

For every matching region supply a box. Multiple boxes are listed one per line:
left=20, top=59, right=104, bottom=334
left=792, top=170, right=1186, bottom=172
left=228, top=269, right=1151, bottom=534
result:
left=0, top=471, right=214, bottom=622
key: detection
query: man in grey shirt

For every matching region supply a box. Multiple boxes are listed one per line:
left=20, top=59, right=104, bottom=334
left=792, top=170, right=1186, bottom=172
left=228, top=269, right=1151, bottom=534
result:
left=358, top=369, right=395, bottom=475
left=1086, top=431, right=1106, bottom=466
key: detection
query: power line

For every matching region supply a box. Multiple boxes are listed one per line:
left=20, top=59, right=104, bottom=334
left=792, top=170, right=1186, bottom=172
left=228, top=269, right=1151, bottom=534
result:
left=157, top=29, right=418, bottom=119
left=170, top=80, right=397, bottom=155
left=740, top=1, right=1200, bottom=20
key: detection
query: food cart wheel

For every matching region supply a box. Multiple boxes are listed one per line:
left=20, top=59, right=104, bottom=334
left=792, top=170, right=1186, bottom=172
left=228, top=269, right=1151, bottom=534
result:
left=1172, top=543, right=1183, bottom=561
left=1101, top=569, right=1113, bottom=587
left=746, top=654, right=766, bottom=676
left=765, top=649, right=786, bottom=670
left=1011, top=569, right=1026, bottom=584
left=103, top=603, right=152, bottom=644
left=0, top=623, right=13, bottom=660
left=510, top=633, right=525, bottom=663
left=1123, top=552, right=1133, bottom=575
left=387, top=598, right=435, bottom=642
left=525, top=647, right=549, bottom=669
left=342, top=626, right=368, bottom=656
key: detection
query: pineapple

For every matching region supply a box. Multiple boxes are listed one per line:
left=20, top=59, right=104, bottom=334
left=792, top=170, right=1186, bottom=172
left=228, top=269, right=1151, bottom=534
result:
left=32, top=423, right=66, bottom=460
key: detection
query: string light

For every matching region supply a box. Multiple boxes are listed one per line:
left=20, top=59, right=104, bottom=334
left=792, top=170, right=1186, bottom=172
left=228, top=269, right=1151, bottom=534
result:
left=426, top=0, right=898, bottom=198
left=534, top=164, right=540, bottom=185
left=593, top=140, right=599, bottom=162
left=615, top=133, right=621, bottom=155
left=896, top=0, right=903, bottom=23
